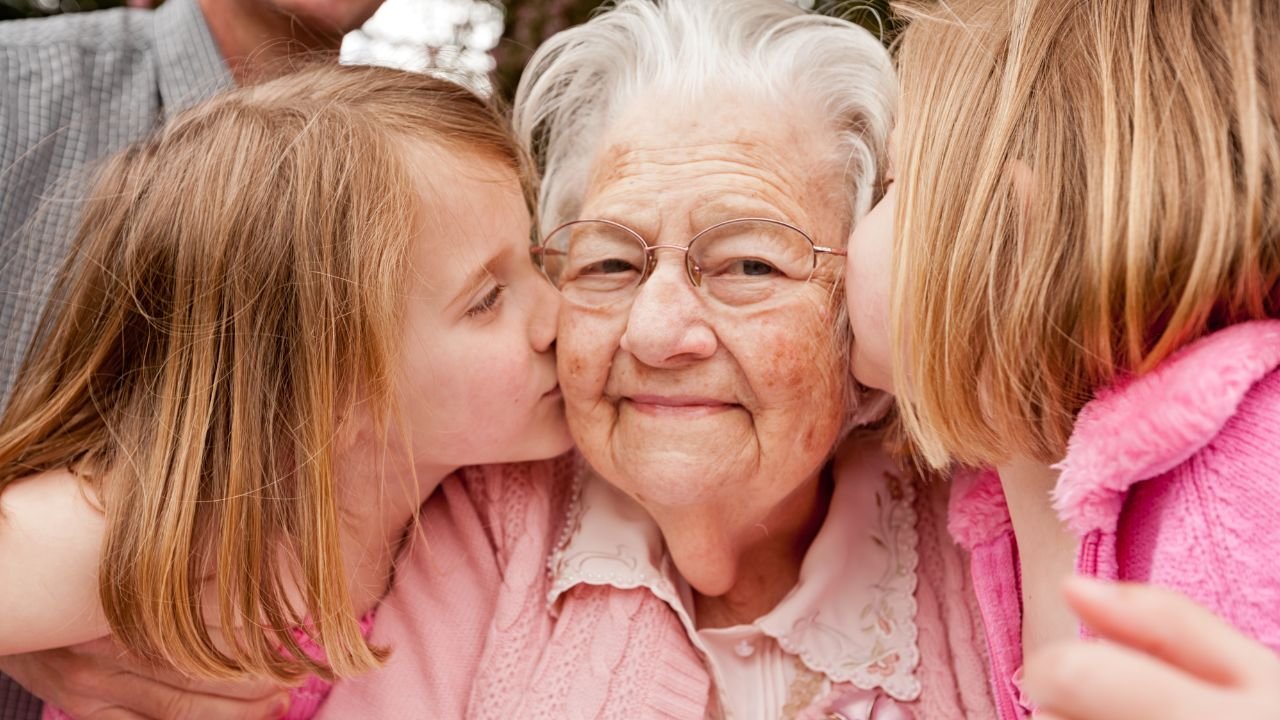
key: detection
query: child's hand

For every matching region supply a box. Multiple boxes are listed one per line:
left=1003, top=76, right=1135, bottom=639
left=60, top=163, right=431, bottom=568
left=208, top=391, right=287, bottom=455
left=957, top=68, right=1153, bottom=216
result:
left=0, top=637, right=289, bottom=720
left=1024, top=577, right=1280, bottom=720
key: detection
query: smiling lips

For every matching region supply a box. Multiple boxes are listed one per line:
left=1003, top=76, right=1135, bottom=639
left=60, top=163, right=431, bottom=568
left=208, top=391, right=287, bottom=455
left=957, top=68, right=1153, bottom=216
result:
left=624, top=395, right=737, bottom=416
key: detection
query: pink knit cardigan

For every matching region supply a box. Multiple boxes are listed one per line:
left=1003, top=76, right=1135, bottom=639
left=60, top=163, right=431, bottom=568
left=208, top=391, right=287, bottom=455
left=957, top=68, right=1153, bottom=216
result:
left=948, top=320, right=1280, bottom=720
left=319, top=454, right=995, bottom=719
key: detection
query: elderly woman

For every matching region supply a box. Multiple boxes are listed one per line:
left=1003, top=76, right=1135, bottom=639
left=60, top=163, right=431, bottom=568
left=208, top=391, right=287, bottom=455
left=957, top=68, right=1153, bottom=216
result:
left=319, top=2, right=991, bottom=719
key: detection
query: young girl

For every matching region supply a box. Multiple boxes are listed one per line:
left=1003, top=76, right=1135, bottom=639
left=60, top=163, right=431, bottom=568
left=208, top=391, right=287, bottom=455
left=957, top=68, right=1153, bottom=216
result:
left=845, top=0, right=1280, bottom=718
left=0, top=63, right=571, bottom=717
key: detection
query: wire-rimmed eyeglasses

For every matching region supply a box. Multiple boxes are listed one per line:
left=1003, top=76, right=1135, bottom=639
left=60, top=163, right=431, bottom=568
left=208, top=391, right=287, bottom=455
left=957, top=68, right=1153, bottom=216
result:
left=530, top=217, right=845, bottom=308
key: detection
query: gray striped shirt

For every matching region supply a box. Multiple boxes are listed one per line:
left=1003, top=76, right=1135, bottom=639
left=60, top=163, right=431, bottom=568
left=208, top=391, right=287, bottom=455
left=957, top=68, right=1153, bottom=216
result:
left=0, top=2, right=230, bottom=715
left=0, top=0, right=232, bottom=407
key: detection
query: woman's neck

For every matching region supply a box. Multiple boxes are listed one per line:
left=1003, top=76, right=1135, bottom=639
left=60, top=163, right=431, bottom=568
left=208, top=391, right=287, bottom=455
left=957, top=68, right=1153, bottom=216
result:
left=686, top=468, right=833, bottom=629
left=996, top=455, right=1079, bottom=658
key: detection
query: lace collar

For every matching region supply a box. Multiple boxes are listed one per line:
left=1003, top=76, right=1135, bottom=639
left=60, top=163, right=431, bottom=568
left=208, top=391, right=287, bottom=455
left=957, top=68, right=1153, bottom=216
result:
left=546, top=440, right=923, bottom=701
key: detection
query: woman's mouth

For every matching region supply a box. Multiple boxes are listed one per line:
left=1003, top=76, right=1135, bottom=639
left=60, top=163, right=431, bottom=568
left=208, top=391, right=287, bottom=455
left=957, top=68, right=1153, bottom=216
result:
left=623, top=395, right=737, bottom=416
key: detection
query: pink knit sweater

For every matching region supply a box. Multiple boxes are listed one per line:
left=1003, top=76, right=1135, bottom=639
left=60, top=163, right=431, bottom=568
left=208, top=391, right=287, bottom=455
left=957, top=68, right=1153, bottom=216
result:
left=319, top=454, right=994, bottom=719
left=948, top=320, right=1280, bottom=720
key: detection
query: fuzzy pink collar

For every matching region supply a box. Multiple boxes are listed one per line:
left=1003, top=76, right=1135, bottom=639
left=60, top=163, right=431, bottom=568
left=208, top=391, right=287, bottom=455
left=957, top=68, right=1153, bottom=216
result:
left=949, top=320, right=1280, bottom=547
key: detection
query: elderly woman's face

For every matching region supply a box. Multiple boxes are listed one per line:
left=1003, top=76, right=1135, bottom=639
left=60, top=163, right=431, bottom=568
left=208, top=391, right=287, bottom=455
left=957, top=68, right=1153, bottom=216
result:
left=558, top=92, right=849, bottom=535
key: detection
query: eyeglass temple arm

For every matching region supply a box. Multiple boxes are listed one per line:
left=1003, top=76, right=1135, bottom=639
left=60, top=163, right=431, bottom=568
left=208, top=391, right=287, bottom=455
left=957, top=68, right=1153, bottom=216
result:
left=813, top=246, right=848, bottom=258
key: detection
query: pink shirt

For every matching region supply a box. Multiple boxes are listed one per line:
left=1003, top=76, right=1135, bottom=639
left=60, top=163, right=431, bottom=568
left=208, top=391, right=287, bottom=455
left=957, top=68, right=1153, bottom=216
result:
left=547, top=438, right=923, bottom=718
left=320, top=449, right=995, bottom=719
left=948, top=321, right=1280, bottom=720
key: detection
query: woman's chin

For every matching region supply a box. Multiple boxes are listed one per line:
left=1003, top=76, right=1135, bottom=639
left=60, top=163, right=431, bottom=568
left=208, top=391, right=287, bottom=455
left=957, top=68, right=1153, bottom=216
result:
left=606, top=452, right=744, bottom=509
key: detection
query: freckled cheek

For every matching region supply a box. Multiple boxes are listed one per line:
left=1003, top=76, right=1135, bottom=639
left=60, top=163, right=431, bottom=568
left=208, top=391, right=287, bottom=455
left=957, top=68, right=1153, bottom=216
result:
left=556, top=312, right=620, bottom=403
left=737, top=306, right=843, bottom=393
left=729, top=312, right=845, bottom=442
left=557, top=313, right=627, bottom=461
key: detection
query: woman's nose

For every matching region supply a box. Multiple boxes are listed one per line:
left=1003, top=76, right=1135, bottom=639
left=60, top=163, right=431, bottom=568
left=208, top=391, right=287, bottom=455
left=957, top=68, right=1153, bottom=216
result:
left=619, top=256, right=717, bottom=367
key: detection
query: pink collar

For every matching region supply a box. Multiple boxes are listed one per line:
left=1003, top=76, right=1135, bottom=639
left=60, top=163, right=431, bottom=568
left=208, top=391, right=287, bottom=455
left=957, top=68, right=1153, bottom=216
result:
left=547, top=439, right=924, bottom=702
left=950, top=320, right=1280, bottom=547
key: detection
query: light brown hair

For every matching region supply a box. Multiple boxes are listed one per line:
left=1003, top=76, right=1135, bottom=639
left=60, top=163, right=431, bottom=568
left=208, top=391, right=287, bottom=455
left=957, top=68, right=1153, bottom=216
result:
left=891, top=0, right=1280, bottom=468
left=0, top=64, right=531, bottom=681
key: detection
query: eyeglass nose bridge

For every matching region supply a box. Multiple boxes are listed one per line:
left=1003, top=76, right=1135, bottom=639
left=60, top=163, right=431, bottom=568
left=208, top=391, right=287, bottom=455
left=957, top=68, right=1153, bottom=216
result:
left=639, top=243, right=705, bottom=289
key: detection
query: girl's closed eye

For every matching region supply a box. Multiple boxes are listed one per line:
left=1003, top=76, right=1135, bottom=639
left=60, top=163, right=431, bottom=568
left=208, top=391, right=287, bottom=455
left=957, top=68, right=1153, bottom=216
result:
left=466, top=283, right=507, bottom=317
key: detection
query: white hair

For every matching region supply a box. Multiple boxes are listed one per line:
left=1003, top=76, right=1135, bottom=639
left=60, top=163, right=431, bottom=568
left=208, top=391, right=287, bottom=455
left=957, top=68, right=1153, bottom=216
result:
left=513, top=0, right=896, bottom=233
left=514, top=0, right=897, bottom=432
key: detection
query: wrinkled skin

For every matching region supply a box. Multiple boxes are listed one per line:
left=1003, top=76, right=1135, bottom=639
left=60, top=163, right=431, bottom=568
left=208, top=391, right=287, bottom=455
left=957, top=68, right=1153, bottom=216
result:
left=558, top=89, right=852, bottom=612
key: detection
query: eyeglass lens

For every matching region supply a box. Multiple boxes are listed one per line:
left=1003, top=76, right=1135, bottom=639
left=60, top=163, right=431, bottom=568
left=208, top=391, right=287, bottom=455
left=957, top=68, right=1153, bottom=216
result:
left=539, top=219, right=819, bottom=307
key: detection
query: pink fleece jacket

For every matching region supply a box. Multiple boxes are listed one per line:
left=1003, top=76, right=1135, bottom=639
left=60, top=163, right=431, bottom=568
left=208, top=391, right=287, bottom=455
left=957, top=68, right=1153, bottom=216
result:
left=948, top=320, right=1280, bottom=720
left=318, top=454, right=995, bottom=719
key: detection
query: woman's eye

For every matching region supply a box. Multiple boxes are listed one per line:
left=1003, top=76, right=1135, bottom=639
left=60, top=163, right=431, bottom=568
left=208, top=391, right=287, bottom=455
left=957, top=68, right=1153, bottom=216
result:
left=728, top=258, right=778, bottom=277
left=580, top=258, right=640, bottom=275
left=466, top=283, right=506, bottom=317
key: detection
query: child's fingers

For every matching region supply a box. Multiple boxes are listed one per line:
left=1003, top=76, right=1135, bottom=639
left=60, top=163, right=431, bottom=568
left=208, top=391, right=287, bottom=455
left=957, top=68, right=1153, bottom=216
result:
left=1062, top=577, right=1271, bottom=686
left=73, top=636, right=284, bottom=701
left=85, top=711, right=148, bottom=720
left=104, top=671, right=289, bottom=720
left=144, top=668, right=284, bottom=703
left=1023, top=638, right=1221, bottom=720
left=0, top=642, right=289, bottom=720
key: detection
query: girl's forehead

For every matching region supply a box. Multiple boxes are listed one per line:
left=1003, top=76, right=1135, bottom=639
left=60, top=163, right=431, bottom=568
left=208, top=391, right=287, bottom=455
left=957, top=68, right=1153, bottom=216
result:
left=404, top=152, right=530, bottom=301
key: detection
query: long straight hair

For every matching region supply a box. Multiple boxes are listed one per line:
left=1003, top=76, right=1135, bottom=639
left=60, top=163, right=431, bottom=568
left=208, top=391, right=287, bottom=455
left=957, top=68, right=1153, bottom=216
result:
left=0, top=64, right=532, bottom=682
left=891, top=0, right=1280, bottom=467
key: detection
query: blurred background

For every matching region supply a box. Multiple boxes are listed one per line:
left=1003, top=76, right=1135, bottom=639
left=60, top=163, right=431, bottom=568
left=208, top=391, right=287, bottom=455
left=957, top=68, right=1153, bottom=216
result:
left=0, top=0, right=896, bottom=99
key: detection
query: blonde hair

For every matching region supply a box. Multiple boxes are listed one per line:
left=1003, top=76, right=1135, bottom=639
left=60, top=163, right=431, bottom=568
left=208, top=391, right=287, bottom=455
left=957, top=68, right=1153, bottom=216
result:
left=891, top=0, right=1280, bottom=468
left=0, top=64, right=530, bottom=682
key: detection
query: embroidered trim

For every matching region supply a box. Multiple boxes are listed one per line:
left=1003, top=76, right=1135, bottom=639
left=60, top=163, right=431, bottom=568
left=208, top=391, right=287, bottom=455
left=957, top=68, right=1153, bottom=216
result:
left=547, top=461, right=923, bottom=702
left=768, top=470, right=921, bottom=701
left=546, top=461, right=681, bottom=607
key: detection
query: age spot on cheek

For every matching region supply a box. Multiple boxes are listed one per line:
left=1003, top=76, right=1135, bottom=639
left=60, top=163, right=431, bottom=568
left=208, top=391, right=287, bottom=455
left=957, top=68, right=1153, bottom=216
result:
left=766, top=340, right=817, bottom=385
left=803, top=425, right=818, bottom=447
